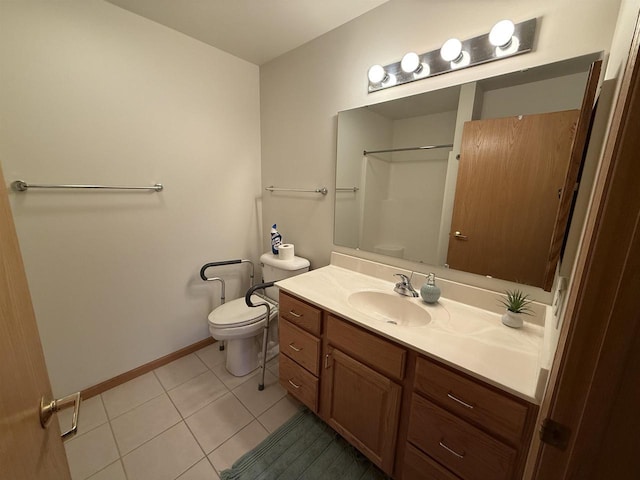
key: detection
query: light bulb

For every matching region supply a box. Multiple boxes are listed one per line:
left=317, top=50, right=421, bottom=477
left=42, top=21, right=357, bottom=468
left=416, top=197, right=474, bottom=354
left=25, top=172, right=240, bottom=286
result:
left=367, top=64, right=387, bottom=84
left=401, top=52, right=421, bottom=74
left=489, top=20, right=515, bottom=47
left=440, top=38, right=463, bottom=62
left=450, top=51, right=471, bottom=69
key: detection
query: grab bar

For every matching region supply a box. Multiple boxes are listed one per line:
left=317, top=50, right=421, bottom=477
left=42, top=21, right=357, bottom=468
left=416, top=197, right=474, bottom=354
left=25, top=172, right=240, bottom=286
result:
left=12, top=180, right=163, bottom=192
left=246, top=282, right=276, bottom=391
left=200, top=259, right=255, bottom=284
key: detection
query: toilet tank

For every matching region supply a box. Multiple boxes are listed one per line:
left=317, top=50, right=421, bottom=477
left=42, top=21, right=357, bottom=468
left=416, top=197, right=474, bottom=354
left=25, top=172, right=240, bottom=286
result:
left=260, top=252, right=310, bottom=301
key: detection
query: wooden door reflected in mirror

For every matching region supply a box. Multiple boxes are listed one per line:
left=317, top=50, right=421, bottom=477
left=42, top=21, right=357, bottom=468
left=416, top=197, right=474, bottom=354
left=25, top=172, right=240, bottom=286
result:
left=447, top=111, right=579, bottom=288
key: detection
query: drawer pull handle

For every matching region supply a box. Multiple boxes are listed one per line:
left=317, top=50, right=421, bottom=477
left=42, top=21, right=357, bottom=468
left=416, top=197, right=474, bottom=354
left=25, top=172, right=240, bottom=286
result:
left=288, top=379, right=301, bottom=389
left=447, top=392, right=474, bottom=409
left=439, top=440, right=465, bottom=459
left=288, top=343, right=302, bottom=352
left=288, top=310, right=302, bottom=318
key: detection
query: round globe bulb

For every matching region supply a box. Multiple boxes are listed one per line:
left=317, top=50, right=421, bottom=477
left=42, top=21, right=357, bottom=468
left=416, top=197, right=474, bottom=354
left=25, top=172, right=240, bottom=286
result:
left=489, top=20, right=515, bottom=47
left=400, top=52, right=421, bottom=74
left=367, top=64, right=387, bottom=84
left=440, top=38, right=463, bottom=62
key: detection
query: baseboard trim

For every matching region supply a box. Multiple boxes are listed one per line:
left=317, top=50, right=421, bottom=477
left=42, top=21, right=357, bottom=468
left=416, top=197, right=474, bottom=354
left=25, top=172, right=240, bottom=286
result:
left=82, top=337, right=216, bottom=399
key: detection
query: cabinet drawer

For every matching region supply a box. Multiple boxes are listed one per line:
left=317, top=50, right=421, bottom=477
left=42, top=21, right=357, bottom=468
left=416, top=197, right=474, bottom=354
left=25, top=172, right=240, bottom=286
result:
left=279, top=354, right=318, bottom=412
left=414, top=357, right=529, bottom=444
left=408, top=394, right=516, bottom=480
left=326, top=315, right=406, bottom=381
left=403, top=443, right=461, bottom=480
left=279, top=292, right=322, bottom=336
left=280, top=319, right=320, bottom=376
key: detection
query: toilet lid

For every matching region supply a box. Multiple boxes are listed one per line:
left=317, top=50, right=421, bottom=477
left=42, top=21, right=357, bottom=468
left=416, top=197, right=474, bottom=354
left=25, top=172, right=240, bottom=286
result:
left=208, top=295, right=276, bottom=328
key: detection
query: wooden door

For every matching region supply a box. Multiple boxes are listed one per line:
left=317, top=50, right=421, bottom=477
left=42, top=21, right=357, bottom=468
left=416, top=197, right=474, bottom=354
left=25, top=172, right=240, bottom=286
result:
left=529, top=14, right=640, bottom=480
left=322, top=346, right=402, bottom=475
left=0, top=164, right=71, bottom=479
left=447, top=110, right=579, bottom=288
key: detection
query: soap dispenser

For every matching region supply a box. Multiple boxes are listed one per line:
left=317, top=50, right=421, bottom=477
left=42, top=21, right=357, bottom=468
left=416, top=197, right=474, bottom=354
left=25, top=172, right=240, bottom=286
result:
left=420, top=273, right=441, bottom=304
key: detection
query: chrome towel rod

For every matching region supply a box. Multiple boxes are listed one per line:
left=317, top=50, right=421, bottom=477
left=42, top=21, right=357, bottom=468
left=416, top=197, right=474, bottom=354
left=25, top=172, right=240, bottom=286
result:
left=363, top=144, right=453, bottom=155
left=12, top=180, right=163, bottom=192
left=336, top=187, right=359, bottom=192
left=265, top=186, right=328, bottom=195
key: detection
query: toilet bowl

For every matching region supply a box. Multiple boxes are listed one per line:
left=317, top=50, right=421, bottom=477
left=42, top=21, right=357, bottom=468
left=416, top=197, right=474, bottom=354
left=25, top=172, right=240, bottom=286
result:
left=208, top=294, right=278, bottom=377
left=207, top=252, right=310, bottom=377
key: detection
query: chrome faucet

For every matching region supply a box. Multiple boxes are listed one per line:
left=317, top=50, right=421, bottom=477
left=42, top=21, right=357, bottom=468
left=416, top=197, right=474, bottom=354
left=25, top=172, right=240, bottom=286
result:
left=394, top=273, right=419, bottom=297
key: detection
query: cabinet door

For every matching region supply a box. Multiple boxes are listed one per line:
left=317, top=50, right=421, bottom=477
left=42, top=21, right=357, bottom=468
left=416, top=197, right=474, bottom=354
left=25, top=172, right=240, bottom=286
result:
left=322, top=347, right=402, bottom=475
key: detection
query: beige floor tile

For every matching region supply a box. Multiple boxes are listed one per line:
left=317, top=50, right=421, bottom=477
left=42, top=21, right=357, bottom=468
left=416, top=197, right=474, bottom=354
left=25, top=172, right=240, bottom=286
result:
left=232, top=370, right=286, bottom=416
left=208, top=420, right=269, bottom=473
left=60, top=395, right=107, bottom=438
left=168, top=370, right=229, bottom=418
left=177, top=458, right=220, bottom=480
left=265, top=354, right=279, bottom=378
left=64, top=423, right=119, bottom=480
left=185, top=392, right=254, bottom=454
left=154, top=353, right=209, bottom=390
left=195, top=342, right=226, bottom=370
left=101, top=372, right=164, bottom=419
left=257, top=395, right=303, bottom=433
left=210, top=362, right=259, bottom=390
left=122, top=423, right=203, bottom=480
left=87, top=460, right=126, bottom=480
left=111, top=393, right=181, bottom=455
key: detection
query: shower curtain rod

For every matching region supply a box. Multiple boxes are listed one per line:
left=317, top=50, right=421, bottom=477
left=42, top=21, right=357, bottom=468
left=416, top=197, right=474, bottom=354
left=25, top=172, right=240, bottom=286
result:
left=363, top=144, right=453, bottom=156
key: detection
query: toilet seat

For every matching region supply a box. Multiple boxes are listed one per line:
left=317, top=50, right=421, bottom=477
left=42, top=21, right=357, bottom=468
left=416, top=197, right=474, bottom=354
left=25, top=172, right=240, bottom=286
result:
left=208, top=295, right=276, bottom=329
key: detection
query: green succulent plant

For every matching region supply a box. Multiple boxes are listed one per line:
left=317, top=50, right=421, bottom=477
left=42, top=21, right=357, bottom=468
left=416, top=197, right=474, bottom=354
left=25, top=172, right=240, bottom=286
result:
left=500, top=289, right=533, bottom=314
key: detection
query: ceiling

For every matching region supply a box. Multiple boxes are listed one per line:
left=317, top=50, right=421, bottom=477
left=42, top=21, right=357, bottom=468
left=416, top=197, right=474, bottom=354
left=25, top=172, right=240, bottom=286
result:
left=106, top=0, right=389, bottom=65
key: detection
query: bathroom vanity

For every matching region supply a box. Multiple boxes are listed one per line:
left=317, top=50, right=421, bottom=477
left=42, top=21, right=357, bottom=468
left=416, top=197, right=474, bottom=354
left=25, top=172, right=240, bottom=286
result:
left=276, top=254, right=546, bottom=480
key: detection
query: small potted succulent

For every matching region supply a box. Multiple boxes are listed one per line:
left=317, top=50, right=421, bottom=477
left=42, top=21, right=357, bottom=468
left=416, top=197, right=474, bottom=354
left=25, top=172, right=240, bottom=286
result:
left=499, top=289, right=532, bottom=328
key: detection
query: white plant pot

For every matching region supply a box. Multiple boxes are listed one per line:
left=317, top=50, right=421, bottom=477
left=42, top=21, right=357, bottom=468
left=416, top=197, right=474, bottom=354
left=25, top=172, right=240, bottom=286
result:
left=501, top=310, right=524, bottom=328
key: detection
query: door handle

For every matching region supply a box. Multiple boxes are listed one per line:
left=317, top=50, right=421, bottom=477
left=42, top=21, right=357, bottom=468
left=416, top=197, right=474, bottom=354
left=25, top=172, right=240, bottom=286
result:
left=40, top=391, right=81, bottom=439
left=454, top=231, right=468, bottom=240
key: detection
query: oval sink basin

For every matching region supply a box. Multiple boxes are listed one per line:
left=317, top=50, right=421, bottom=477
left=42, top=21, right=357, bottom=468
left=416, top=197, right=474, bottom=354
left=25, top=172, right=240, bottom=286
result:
left=347, top=291, right=431, bottom=327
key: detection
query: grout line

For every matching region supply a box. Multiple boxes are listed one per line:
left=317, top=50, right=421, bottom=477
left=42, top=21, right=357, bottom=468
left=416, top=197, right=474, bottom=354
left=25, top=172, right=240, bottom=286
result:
left=101, top=395, right=128, bottom=480
left=80, top=343, right=277, bottom=480
left=83, top=459, right=124, bottom=480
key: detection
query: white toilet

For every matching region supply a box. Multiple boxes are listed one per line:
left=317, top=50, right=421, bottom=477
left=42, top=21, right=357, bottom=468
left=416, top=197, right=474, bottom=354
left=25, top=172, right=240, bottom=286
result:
left=208, top=252, right=310, bottom=377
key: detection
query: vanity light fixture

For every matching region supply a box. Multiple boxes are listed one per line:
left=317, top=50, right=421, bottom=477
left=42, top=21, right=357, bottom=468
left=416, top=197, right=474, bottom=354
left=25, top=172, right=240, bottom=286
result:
left=367, top=18, right=537, bottom=93
left=400, top=52, right=422, bottom=74
left=489, top=20, right=516, bottom=47
left=367, top=64, right=387, bottom=84
left=440, top=38, right=463, bottom=63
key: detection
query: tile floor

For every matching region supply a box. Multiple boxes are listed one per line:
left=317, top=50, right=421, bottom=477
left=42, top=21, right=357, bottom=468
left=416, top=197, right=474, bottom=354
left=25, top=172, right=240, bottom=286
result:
left=61, top=342, right=302, bottom=480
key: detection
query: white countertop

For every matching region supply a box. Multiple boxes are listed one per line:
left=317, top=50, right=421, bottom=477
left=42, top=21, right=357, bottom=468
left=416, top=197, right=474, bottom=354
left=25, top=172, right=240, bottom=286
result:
left=276, top=264, right=545, bottom=404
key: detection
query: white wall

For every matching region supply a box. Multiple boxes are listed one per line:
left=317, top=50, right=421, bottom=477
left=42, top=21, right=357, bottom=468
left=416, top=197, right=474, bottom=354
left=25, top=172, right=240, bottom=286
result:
left=0, top=0, right=262, bottom=396
left=480, top=72, right=589, bottom=119
left=260, top=0, right=622, bottom=300
left=335, top=108, right=391, bottom=248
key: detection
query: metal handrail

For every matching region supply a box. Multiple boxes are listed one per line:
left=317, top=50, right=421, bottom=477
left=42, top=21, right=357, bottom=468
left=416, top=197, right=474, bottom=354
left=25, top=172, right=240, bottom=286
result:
left=245, top=281, right=276, bottom=391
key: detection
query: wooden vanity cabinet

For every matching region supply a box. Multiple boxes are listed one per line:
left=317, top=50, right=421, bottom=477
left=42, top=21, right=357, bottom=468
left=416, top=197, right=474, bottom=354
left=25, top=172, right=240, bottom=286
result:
left=320, top=315, right=405, bottom=475
left=401, top=356, right=538, bottom=480
left=278, top=291, right=538, bottom=480
left=278, top=292, right=322, bottom=412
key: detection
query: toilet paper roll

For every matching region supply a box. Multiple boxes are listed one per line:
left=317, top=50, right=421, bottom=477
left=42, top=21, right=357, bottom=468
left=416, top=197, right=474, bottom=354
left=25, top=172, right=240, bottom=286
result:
left=278, top=243, right=295, bottom=260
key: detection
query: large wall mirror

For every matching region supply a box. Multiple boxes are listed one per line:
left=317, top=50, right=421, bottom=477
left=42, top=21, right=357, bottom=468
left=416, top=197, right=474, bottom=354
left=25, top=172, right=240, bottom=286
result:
left=335, top=53, right=602, bottom=291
